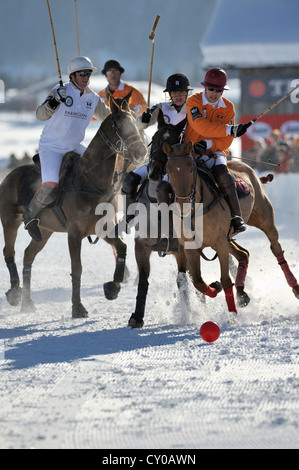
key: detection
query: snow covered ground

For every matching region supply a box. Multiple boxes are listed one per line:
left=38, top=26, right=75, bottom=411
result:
left=0, top=102, right=298, bottom=450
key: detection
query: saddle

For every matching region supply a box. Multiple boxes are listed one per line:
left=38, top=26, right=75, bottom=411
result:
left=17, top=152, right=81, bottom=228
left=196, top=164, right=251, bottom=200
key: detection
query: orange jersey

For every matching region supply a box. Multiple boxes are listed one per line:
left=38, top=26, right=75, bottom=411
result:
left=98, top=82, right=147, bottom=116
left=184, top=92, right=235, bottom=155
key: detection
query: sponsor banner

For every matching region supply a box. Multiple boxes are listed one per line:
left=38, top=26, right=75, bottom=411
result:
left=239, top=114, right=299, bottom=150
left=242, top=76, right=299, bottom=103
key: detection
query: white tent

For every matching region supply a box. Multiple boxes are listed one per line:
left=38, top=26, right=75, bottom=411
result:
left=200, top=0, right=299, bottom=69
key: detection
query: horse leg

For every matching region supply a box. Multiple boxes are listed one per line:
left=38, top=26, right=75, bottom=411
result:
left=21, top=228, right=53, bottom=312
left=229, top=240, right=250, bottom=307
left=217, top=245, right=239, bottom=323
left=184, top=249, right=222, bottom=298
left=103, top=236, right=127, bottom=301
left=1, top=213, right=22, bottom=306
left=248, top=204, right=299, bottom=299
left=175, top=246, right=194, bottom=311
left=128, top=238, right=151, bottom=328
left=67, top=230, right=88, bottom=318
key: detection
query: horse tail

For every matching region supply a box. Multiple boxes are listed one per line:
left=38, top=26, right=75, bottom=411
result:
left=259, top=173, right=274, bottom=184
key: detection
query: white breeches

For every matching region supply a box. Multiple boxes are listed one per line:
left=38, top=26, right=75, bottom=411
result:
left=133, top=162, right=149, bottom=184
left=197, top=151, right=227, bottom=169
left=39, top=144, right=86, bottom=184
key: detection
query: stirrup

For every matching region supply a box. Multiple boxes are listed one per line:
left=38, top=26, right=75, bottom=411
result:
left=148, top=237, right=179, bottom=253
left=24, top=218, right=42, bottom=242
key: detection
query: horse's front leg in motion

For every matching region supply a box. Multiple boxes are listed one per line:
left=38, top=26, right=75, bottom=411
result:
left=21, top=229, right=53, bottom=312
left=103, top=236, right=127, bottom=301
left=217, top=247, right=239, bottom=324
left=68, top=231, right=88, bottom=318
left=185, top=249, right=222, bottom=298
left=128, top=239, right=151, bottom=328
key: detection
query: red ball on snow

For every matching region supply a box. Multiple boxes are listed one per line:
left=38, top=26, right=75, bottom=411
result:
left=200, top=321, right=221, bottom=343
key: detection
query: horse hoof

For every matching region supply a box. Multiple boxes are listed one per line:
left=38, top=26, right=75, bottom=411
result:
left=292, top=285, right=299, bottom=299
left=210, top=281, right=222, bottom=293
left=236, top=289, right=250, bottom=307
left=21, top=299, right=37, bottom=313
left=227, top=312, right=239, bottom=326
left=5, top=287, right=22, bottom=306
left=104, top=281, right=121, bottom=300
left=128, top=315, right=144, bottom=328
left=72, top=302, right=88, bottom=318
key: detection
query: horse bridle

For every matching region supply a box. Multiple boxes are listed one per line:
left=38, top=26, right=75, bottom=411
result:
left=99, top=114, right=144, bottom=155
left=167, top=153, right=197, bottom=208
left=74, top=113, right=143, bottom=193
left=148, top=125, right=180, bottom=172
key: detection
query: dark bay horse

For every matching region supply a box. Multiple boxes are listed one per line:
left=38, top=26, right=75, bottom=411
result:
left=0, top=94, right=147, bottom=318
left=163, top=141, right=299, bottom=323
left=127, top=112, right=190, bottom=328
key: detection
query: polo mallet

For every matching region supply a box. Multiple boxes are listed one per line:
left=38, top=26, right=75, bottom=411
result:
left=147, top=15, right=160, bottom=109
left=246, top=83, right=299, bottom=128
left=74, top=0, right=80, bottom=55
left=46, top=0, right=65, bottom=102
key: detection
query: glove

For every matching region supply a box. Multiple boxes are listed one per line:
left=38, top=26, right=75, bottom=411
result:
left=141, top=110, right=151, bottom=123
left=230, top=122, right=251, bottom=137
left=193, top=140, right=207, bottom=156
left=54, top=85, right=67, bottom=103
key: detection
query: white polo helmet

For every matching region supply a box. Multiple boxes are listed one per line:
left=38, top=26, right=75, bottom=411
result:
left=68, top=56, right=97, bottom=75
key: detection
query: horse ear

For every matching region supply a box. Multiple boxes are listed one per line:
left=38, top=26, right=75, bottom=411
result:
left=157, top=108, right=166, bottom=128
left=186, top=141, right=193, bottom=154
left=163, top=142, right=172, bottom=156
left=123, top=90, right=133, bottom=105
left=109, top=95, right=118, bottom=114
left=175, top=117, right=187, bottom=136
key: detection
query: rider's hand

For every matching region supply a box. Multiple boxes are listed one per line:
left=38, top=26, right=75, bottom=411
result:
left=141, top=110, right=151, bottom=123
left=230, top=122, right=251, bottom=137
left=54, top=85, right=67, bottom=103
left=193, top=140, right=207, bottom=156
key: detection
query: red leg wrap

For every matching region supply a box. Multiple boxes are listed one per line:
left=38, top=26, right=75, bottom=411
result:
left=277, top=252, right=298, bottom=288
left=224, top=285, right=238, bottom=313
left=202, top=285, right=218, bottom=298
left=235, top=261, right=248, bottom=288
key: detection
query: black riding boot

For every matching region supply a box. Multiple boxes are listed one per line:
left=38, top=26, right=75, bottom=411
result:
left=23, top=183, right=59, bottom=242
left=113, top=171, right=141, bottom=237
left=212, top=164, right=246, bottom=235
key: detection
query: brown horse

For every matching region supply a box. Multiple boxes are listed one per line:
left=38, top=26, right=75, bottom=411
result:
left=0, top=94, right=147, bottom=318
left=127, top=112, right=191, bottom=328
left=163, top=141, right=299, bottom=323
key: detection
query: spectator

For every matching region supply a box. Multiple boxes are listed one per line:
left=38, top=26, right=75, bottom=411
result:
left=289, top=136, right=299, bottom=172
left=247, top=138, right=266, bottom=169
left=260, top=136, right=277, bottom=165
left=276, top=141, right=291, bottom=173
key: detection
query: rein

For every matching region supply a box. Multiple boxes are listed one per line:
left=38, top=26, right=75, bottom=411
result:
left=168, top=152, right=222, bottom=262
left=68, top=114, right=143, bottom=196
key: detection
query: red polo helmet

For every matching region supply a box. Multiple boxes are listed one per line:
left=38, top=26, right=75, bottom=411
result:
left=201, top=67, right=229, bottom=90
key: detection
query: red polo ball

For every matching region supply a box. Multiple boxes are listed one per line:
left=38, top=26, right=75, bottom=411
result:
left=200, top=321, right=221, bottom=343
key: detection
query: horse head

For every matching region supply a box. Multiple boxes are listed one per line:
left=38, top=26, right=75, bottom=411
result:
left=147, top=109, right=187, bottom=181
left=102, top=92, right=147, bottom=164
left=164, top=141, right=196, bottom=203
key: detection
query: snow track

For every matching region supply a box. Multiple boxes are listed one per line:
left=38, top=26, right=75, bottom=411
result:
left=0, top=114, right=299, bottom=449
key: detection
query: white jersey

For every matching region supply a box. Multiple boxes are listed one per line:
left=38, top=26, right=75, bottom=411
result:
left=38, top=82, right=100, bottom=152
left=160, top=101, right=187, bottom=125
left=137, top=101, right=187, bottom=130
